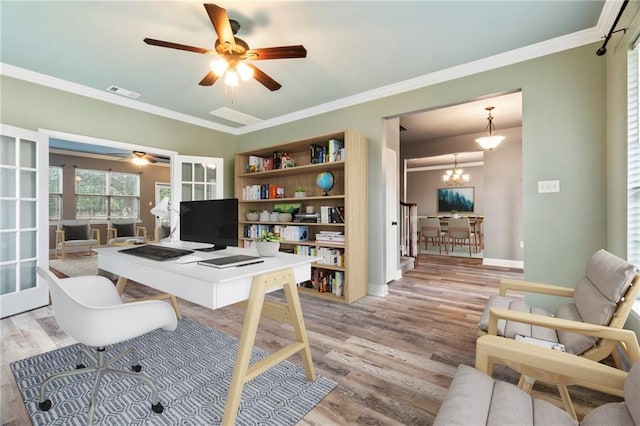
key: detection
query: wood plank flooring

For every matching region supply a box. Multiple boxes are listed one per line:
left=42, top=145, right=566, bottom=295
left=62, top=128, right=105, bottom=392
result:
left=1, top=254, right=623, bottom=425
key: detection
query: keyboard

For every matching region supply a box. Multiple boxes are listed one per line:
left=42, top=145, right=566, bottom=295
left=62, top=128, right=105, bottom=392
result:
left=119, top=244, right=194, bottom=261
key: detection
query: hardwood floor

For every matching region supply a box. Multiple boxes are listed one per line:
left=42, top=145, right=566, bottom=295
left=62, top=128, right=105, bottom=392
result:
left=1, top=255, right=622, bottom=425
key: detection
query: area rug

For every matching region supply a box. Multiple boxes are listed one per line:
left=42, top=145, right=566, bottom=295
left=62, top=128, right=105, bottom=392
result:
left=49, top=256, right=98, bottom=277
left=11, top=317, right=336, bottom=425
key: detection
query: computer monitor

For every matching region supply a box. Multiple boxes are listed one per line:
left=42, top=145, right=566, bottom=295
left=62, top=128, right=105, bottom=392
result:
left=179, top=198, right=238, bottom=250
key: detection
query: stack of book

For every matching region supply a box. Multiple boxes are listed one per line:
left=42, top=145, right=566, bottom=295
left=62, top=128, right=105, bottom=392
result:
left=294, top=213, right=319, bottom=223
left=319, top=206, right=345, bottom=223
left=315, top=231, right=345, bottom=244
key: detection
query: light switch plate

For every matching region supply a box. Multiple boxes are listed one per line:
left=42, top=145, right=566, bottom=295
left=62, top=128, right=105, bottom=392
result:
left=538, top=180, right=560, bottom=193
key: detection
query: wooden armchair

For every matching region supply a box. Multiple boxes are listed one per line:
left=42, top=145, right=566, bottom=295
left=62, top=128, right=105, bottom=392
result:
left=477, top=249, right=639, bottom=417
left=435, top=329, right=640, bottom=425
left=106, top=218, right=147, bottom=246
left=55, top=220, right=100, bottom=259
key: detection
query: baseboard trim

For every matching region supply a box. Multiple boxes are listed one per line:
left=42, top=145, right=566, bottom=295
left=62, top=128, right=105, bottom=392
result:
left=482, top=258, right=524, bottom=269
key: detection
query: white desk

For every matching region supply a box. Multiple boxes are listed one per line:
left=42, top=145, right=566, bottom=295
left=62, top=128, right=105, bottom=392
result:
left=94, top=243, right=320, bottom=426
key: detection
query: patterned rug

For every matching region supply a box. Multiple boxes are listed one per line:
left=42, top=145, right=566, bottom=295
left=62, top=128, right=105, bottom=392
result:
left=11, top=317, right=336, bottom=425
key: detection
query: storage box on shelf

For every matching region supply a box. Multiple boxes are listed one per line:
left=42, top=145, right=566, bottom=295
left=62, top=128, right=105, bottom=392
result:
left=235, top=130, right=368, bottom=304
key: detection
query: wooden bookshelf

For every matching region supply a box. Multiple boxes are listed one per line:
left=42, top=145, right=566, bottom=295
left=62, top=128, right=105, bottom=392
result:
left=235, top=130, right=368, bottom=304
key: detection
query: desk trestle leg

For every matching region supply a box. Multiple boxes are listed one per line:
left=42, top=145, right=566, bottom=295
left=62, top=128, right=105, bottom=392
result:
left=222, top=268, right=316, bottom=426
left=114, top=276, right=182, bottom=320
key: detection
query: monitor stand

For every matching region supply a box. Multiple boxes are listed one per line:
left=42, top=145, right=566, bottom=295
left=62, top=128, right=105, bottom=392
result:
left=195, top=245, right=226, bottom=252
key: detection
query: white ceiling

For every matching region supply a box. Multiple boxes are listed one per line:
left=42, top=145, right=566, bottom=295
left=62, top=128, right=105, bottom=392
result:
left=1, top=1, right=617, bottom=138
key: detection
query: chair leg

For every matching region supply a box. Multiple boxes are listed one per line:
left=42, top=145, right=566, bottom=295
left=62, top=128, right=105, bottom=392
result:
left=38, top=346, right=163, bottom=424
left=557, top=384, right=578, bottom=420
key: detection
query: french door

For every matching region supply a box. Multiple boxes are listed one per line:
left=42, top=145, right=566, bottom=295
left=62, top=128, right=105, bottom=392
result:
left=0, top=124, right=49, bottom=318
left=170, top=155, right=224, bottom=240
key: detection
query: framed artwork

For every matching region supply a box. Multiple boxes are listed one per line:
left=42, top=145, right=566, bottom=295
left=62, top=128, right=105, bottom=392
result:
left=437, top=187, right=474, bottom=212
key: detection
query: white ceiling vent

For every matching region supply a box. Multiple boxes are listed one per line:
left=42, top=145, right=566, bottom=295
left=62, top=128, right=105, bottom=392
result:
left=106, top=85, right=140, bottom=99
left=209, top=107, right=262, bottom=126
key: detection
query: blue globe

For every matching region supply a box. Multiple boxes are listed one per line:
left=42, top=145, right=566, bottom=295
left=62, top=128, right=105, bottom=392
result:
left=316, top=171, right=335, bottom=196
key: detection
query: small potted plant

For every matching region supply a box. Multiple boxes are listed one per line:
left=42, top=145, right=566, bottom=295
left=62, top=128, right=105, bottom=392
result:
left=451, top=209, right=460, bottom=219
left=294, top=186, right=306, bottom=198
left=246, top=209, right=260, bottom=221
left=255, top=231, right=282, bottom=257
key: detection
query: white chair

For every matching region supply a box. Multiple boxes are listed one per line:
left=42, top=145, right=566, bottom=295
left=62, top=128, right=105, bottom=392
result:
left=55, top=219, right=100, bottom=259
left=36, top=267, right=178, bottom=425
left=106, top=218, right=147, bottom=246
left=447, top=217, right=477, bottom=256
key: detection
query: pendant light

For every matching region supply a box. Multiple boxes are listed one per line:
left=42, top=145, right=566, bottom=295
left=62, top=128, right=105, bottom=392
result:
left=475, top=106, right=505, bottom=150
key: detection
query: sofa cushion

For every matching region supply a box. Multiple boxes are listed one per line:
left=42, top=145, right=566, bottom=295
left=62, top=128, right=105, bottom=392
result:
left=62, top=224, right=89, bottom=241
left=113, top=222, right=135, bottom=237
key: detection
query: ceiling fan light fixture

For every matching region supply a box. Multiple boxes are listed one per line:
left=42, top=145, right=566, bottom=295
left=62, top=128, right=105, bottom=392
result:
left=210, top=59, right=228, bottom=77
left=236, top=62, right=254, bottom=81
left=224, top=70, right=239, bottom=87
left=132, top=156, right=149, bottom=166
left=475, top=106, right=505, bottom=150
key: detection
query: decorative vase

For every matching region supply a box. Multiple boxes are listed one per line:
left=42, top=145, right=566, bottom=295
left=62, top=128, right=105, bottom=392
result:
left=294, top=191, right=306, bottom=198
left=452, top=213, right=460, bottom=219
left=255, top=241, right=280, bottom=257
left=246, top=212, right=259, bottom=221
left=278, top=213, right=292, bottom=222
left=259, top=210, right=270, bottom=222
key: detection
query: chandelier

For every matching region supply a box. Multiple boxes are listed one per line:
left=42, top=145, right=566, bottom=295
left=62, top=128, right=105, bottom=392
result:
left=442, top=154, right=470, bottom=186
left=475, top=106, right=505, bottom=150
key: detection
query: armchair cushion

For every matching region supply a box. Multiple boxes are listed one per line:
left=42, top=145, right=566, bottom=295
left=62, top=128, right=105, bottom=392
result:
left=555, top=303, right=596, bottom=355
left=62, top=224, right=89, bottom=241
left=625, top=360, right=640, bottom=424
left=581, top=402, right=634, bottom=426
left=583, top=249, right=635, bottom=303
left=434, top=365, right=577, bottom=426
left=478, top=296, right=557, bottom=342
left=113, top=222, right=135, bottom=237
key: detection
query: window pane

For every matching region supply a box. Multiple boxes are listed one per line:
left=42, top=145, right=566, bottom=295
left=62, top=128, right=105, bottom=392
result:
left=110, top=172, right=139, bottom=196
left=0, top=135, right=16, bottom=166
left=76, top=195, right=107, bottom=218
left=0, top=232, right=16, bottom=262
left=48, top=167, right=62, bottom=192
left=20, top=200, right=36, bottom=228
left=181, top=163, right=192, bottom=181
left=206, top=165, right=218, bottom=183
left=194, top=163, right=205, bottom=182
left=111, top=197, right=139, bottom=218
left=20, top=170, right=36, bottom=198
left=181, top=183, right=192, bottom=201
left=20, top=230, right=36, bottom=259
left=20, top=139, right=36, bottom=168
left=49, top=195, right=62, bottom=220
left=0, top=168, right=15, bottom=197
left=76, top=169, right=107, bottom=195
left=0, top=200, right=16, bottom=229
left=0, top=263, right=16, bottom=295
left=193, top=184, right=205, bottom=200
left=19, top=260, right=36, bottom=291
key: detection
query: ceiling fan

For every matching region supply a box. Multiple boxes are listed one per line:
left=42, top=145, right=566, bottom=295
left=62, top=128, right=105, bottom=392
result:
left=108, top=151, right=169, bottom=164
left=143, top=3, right=307, bottom=91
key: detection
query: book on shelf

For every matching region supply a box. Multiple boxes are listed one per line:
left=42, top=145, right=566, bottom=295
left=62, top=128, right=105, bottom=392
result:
left=308, top=269, right=344, bottom=296
left=294, top=213, right=319, bottom=223
left=327, top=139, right=344, bottom=162
left=310, top=144, right=326, bottom=164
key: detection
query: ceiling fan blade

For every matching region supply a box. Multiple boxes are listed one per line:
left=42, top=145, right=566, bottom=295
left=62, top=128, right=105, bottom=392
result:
left=204, top=4, right=235, bottom=50
left=246, top=45, right=307, bottom=60
left=199, top=71, right=219, bottom=86
left=247, top=64, right=282, bottom=91
left=144, top=38, right=215, bottom=55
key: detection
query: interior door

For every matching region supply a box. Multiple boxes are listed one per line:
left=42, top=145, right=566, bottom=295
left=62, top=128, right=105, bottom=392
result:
left=170, top=155, right=224, bottom=240
left=0, top=124, right=49, bottom=318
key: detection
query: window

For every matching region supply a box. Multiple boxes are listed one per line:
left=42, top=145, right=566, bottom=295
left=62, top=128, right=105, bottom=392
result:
left=629, top=44, right=640, bottom=313
left=48, top=166, right=63, bottom=220
left=75, top=168, right=140, bottom=219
